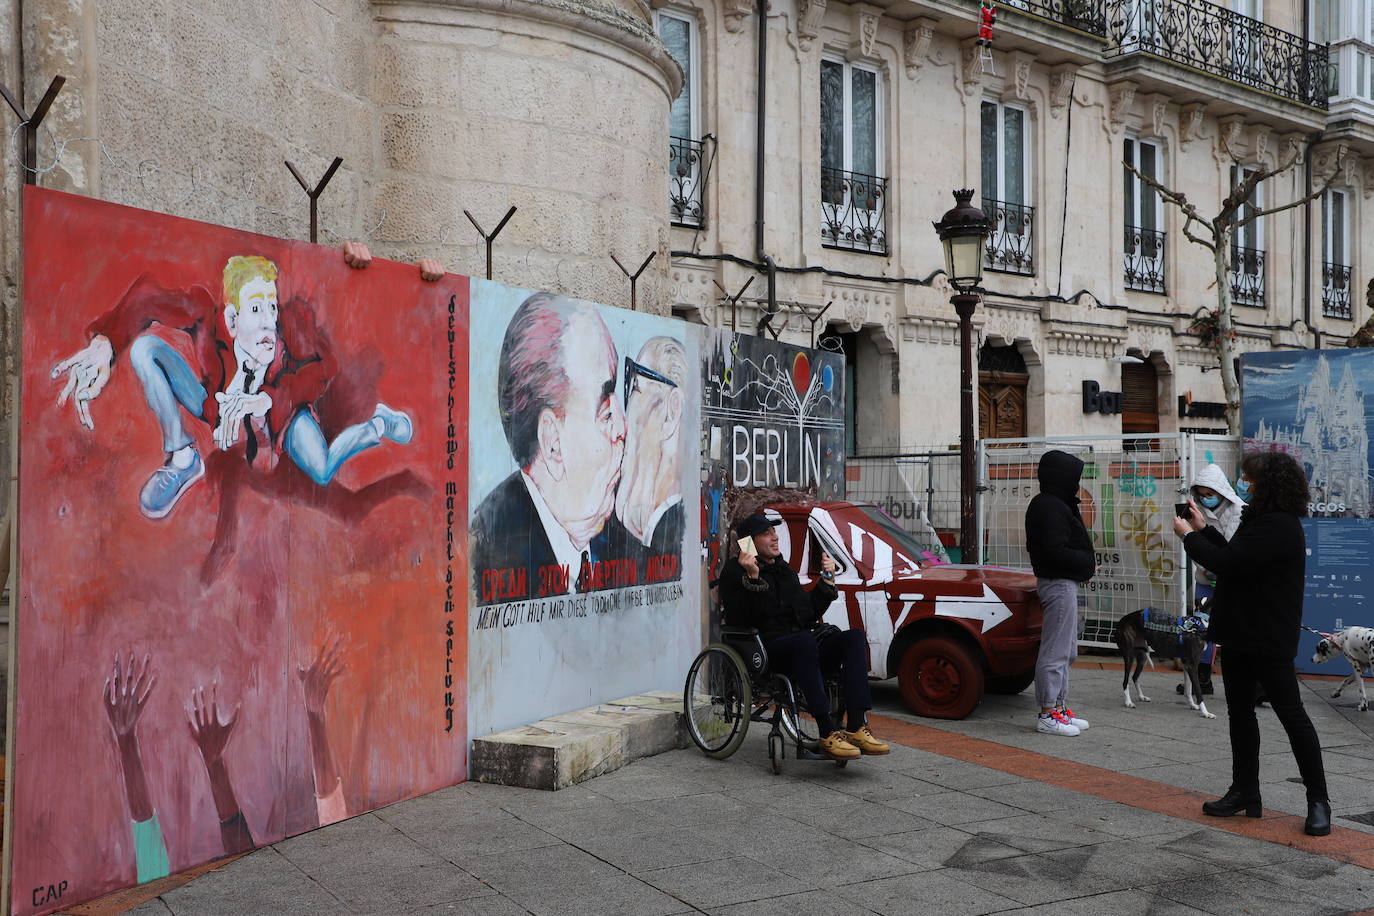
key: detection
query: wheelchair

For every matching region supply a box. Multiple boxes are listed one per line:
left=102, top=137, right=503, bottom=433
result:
left=683, top=626, right=846, bottom=774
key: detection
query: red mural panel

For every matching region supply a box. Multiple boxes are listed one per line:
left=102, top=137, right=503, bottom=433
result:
left=11, top=188, right=468, bottom=916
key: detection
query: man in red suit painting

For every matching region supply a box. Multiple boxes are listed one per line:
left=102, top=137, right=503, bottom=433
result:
left=51, top=244, right=439, bottom=579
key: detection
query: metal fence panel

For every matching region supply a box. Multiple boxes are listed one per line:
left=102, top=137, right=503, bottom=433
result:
left=979, top=434, right=1230, bottom=648
left=845, top=451, right=959, bottom=561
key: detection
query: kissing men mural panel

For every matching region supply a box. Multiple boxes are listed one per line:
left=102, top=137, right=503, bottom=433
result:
left=12, top=189, right=466, bottom=916
left=467, top=280, right=700, bottom=739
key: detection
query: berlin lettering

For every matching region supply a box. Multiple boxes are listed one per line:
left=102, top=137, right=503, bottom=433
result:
left=731, top=424, right=824, bottom=487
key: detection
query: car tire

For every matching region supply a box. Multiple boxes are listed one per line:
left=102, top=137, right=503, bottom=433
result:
left=984, top=670, right=1036, bottom=696
left=897, top=636, right=985, bottom=720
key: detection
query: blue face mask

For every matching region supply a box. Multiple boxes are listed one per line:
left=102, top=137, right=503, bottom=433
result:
left=1234, top=478, right=1251, bottom=502
left=1198, top=494, right=1222, bottom=510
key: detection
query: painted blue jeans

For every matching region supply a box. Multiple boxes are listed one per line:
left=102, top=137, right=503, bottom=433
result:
left=129, top=334, right=379, bottom=485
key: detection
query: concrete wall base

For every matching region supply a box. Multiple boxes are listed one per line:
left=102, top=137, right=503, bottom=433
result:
left=470, top=690, right=686, bottom=790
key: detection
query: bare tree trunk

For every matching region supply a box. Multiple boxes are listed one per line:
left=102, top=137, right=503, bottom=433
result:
left=1213, top=227, right=1241, bottom=436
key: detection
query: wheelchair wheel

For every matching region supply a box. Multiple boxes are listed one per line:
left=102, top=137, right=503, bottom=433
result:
left=684, top=644, right=752, bottom=758
left=775, top=677, right=821, bottom=751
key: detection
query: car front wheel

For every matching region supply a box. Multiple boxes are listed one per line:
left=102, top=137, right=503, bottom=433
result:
left=897, top=636, right=985, bottom=720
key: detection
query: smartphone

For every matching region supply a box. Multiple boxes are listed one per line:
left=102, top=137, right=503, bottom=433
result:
left=1175, top=502, right=1192, bottom=519
left=737, top=535, right=757, bottom=557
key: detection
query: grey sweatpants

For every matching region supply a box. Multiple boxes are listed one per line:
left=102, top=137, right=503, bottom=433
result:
left=1034, top=577, right=1080, bottom=709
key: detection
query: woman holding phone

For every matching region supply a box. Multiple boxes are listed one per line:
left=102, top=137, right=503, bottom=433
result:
left=1172, top=450, right=1330, bottom=836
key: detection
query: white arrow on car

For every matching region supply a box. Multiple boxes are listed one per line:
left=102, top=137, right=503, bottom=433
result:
left=933, top=585, right=1013, bottom=633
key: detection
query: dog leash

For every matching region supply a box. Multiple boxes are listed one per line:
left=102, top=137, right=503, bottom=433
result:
left=1301, top=624, right=1335, bottom=640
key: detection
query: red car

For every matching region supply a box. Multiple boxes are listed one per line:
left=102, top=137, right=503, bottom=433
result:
left=759, top=500, right=1043, bottom=719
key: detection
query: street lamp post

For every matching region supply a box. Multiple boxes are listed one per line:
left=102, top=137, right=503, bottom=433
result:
left=933, top=189, right=992, bottom=563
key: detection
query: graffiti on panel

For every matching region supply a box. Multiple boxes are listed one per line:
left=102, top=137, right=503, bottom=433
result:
left=1242, top=350, right=1374, bottom=518
left=13, top=188, right=466, bottom=916
left=466, top=281, right=700, bottom=739
left=700, top=331, right=845, bottom=575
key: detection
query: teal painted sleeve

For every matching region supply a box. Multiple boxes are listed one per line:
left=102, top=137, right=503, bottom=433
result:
left=131, top=812, right=171, bottom=882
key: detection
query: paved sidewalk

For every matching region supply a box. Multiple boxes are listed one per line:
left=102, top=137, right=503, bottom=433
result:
left=78, top=666, right=1374, bottom=916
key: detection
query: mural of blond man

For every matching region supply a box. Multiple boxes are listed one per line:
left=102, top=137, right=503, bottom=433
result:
left=51, top=252, right=414, bottom=518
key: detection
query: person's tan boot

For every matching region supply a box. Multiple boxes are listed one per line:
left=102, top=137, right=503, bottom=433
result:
left=843, top=724, right=890, bottom=755
left=819, top=730, right=862, bottom=760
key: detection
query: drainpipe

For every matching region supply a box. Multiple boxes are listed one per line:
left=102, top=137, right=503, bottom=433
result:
left=1305, top=132, right=1318, bottom=349
left=754, top=0, right=777, bottom=334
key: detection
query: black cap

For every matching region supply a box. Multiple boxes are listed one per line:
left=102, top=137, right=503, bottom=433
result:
left=736, top=513, right=780, bottom=539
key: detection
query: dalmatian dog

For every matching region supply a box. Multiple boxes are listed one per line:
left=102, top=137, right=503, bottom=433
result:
left=1311, top=626, right=1374, bottom=712
left=1114, top=604, right=1214, bottom=719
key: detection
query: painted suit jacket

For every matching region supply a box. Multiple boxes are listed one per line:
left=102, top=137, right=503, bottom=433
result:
left=88, top=275, right=336, bottom=451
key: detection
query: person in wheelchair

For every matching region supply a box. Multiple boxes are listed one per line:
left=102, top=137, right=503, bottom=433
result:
left=718, top=513, right=890, bottom=761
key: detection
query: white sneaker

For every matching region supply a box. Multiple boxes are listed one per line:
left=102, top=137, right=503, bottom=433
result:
left=1058, top=707, right=1089, bottom=730
left=1036, top=711, right=1081, bottom=736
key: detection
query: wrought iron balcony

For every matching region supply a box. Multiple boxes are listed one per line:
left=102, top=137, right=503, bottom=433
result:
left=1322, top=262, right=1352, bottom=319
left=1124, top=226, right=1166, bottom=294
left=1230, top=245, right=1265, bottom=306
left=820, top=166, right=888, bottom=255
left=1104, top=0, right=1330, bottom=109
left=1001, top=0, right=1107, bottom=36
left=669, top=136, right=706, bottom=228
left=982, top=198, right=1035, bottom=275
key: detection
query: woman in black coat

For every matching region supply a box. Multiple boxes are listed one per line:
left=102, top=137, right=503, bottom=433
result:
left=1172, top=450, right=1330, bottom=836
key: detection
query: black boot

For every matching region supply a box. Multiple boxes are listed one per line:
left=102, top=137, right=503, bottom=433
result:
left=1305, top=800, right=1332, bottom=836
left=1202, top=788, right=1262, bottom=818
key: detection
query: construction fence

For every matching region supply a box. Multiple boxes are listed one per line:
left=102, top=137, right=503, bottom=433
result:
left=849, top=435, right=1242, bottom=648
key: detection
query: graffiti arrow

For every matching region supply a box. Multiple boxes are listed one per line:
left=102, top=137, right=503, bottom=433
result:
left=933, top=585, right=1013, bottom=633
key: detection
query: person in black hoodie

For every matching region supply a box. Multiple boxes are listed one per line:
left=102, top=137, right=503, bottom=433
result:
left=1024, top=450, right=1096, bottom=736
left=1173, top=450, right=1330, bottom=836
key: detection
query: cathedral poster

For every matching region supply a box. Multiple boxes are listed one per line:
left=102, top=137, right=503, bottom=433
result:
left=1241, top=349, right=1373, bottom=518
left=11, top=188, right=468, bottom=916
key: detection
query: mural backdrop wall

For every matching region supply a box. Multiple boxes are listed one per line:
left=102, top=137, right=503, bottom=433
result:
left=10, top=190, right=843, bottom=916
left=12, top=189, right=467, bottom=916
left=466, top=281, right=701, bottom=740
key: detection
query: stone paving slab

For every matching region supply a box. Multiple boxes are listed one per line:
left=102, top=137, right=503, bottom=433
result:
left=67, top=667, right=1374, bottom=916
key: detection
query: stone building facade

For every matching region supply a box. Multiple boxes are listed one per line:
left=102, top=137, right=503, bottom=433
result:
left=662, top=0, right=1372, bottom=454
left=1, top=0, right=1371, bottom=523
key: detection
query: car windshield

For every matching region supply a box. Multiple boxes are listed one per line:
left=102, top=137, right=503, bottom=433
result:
left=853, top=504, right=949, bottom=571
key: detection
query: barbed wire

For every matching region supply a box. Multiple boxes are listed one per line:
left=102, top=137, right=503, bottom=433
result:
left=7, top=128, right=462, bottom=252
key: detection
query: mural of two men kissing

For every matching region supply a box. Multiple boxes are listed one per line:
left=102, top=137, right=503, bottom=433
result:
left=13, top=189, right=466, bottom=916
left=466, top=281, right=700, bottom=739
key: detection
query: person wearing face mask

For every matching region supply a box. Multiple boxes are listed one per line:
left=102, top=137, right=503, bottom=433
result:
left=1179, top=464, right=1245, bottom=696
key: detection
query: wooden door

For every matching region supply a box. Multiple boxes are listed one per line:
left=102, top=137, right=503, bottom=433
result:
left=979, top=370, right=1028, bottom=440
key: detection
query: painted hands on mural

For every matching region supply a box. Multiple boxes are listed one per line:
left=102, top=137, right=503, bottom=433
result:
left=213, top=391, right=273, bottom=450
left=103, top=651, right=157, bottom=739
left=52, top=333, right=115, bottom=429
left=298, top=634, right=345, bottom=716
left=186, top=683, right=241, bottom=764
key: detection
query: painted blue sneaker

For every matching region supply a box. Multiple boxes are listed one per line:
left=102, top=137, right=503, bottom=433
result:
left=374, top=402, right=413, bottom=444
left=139, top=450, right=204, bottom=519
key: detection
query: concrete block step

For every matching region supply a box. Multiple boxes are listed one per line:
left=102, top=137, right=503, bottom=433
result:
left=470, top=691, right=688, bottom=790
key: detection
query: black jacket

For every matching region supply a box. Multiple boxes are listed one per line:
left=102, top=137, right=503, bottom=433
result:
left=1182, top=507, right=1306, bottom=659
left=1024, top=449, right=1095, bottom=582
left=718, top=555, right=838, bottom=640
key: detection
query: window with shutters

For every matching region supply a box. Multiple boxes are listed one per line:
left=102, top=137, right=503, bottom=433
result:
left=1121, top=361, right=1160, bottom=437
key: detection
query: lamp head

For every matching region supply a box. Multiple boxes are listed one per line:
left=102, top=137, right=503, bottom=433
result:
left=933, top=188, right=991, bottom=293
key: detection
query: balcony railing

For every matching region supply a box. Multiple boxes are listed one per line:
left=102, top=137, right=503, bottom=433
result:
left=983, top=199, right=1035, bottom=275
left=1230, top=245, right=1266, bottom=306
left=820, top=167, right=888, bottom=255
left=1124, top=226, right=1166, bottom=294
left=1104, top=0, right=1330, bottom=109
left=1001, top=0, right=1107, bottom=35
left=1323, top=262, right=1353, bottom=319
left=669, top=136, right=706, bottom=228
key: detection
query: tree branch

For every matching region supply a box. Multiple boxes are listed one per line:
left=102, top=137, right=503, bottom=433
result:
left=1235, top=148, right=1346, bottom=227
left=1122, top=161, right=1216, bottom=251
